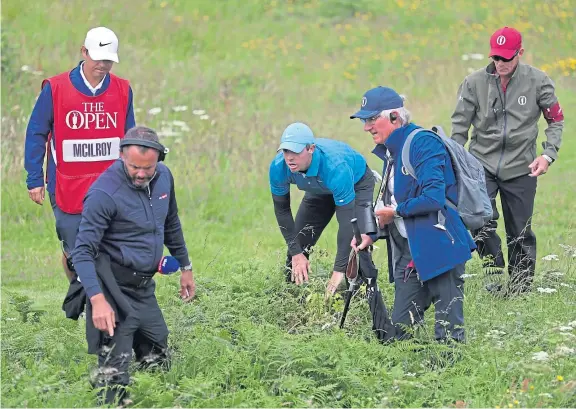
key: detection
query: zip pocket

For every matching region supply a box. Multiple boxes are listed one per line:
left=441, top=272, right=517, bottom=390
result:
left=433, top=223, right=455, bottom=244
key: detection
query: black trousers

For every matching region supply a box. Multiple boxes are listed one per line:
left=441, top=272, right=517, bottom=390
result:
left=87, top=278, right=169, bottom=397
left=473, top=171, right=538, bottom=291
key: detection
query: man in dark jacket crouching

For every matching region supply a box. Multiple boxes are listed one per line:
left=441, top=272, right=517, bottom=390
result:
left=71, top=126, right=196, bottom=406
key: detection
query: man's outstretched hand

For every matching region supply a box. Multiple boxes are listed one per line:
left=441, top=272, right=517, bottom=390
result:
left=90, top=293, right=116, bottom=336
left=180, top=270, right=196, bottom=302
left=351, top=234, right=374, bottom=251
left=291, top=253, right=310, bottom=285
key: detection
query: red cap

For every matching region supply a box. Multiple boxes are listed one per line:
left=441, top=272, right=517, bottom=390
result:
left=489, top=27, right=522, bottom=59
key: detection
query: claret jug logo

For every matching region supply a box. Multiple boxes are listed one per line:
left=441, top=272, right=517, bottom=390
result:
left=66, top=102, right=118, bottom=130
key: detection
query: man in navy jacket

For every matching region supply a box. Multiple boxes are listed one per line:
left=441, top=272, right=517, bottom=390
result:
left=350, top=87, right=476, bottom=343
left=71, top=126, right=195, bottom=405
left=24, top=27, right=136, bottom=283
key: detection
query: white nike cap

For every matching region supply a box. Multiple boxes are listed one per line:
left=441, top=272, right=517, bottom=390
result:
left=84, top=27, right=119, bottom=63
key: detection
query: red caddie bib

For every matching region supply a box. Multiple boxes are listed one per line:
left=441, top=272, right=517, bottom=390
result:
left=44, top=71, right=129, bottom=214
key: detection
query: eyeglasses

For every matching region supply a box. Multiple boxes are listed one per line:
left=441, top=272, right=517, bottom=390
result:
left=492, top=50, right=519, bottom=63
left=360, top=114, right=381, bottom=125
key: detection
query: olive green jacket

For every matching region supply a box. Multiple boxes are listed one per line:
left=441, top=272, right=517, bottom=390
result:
left=450, top=62, right=564, bottom=181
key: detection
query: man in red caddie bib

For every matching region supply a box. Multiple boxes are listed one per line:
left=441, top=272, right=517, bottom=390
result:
left=24, top=26, right=136, bottom=283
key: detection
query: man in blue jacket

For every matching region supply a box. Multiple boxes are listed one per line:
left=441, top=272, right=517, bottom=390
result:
left=350, top=87, right=476, bottom=343
left=71, top=126, right=195, bottom=405
left=269, top=122, right=377, bottom=297
left=24, top=26, right=136, bottom=283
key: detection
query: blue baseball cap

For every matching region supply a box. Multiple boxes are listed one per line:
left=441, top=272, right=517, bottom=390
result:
left=350, top=86, right=404, bottom=119
left=277, top=122, right=315, bottom=153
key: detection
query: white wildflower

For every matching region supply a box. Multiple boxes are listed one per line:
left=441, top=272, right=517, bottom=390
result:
left=560, top=283, right=571, bottom=288
left=200, top=114, right=210, bottom=120
left=558, top=244, right=576, bottom=257
left=536, top=287, right=557, bottom=294
left=461, top=274, right=477, bottom=278
left=558, top=326, right=573, bottom=332
left=486, top=329, right=507, bottom=337
left=171, top=120, right=190, bottom=131
left=567, top=321, right=576, bottom=328
left=157, top=129, right=182, bottom=137
left=192, top=109, right=206, bottom=115
left=461, top=54, right=470, bottom=61
left=532, top=351, right=549, bottom=361
left=172, top=105, right=188, bottom=112
left=539, top=393, right=553, bottom=398
left=148, top=107, right=162, bottom=115
left=548, top=271, right=564, bottom=277
left=21, top=65, right=31, bottom=72
left=555, top=346, right=575, bottom=356
left=542, top=254, right=559, bottom=261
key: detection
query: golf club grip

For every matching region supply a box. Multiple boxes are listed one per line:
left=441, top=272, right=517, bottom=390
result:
left=351, top=218, right=362, bottom=246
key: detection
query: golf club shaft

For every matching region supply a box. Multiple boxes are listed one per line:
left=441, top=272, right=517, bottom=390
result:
left=376, top=157, right=393, bottom=207
left=339, top=283, right=358, bottom=329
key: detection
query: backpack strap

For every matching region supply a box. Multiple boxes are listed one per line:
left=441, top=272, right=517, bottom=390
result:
left=400, top=128, right=422, bottom=180
left=400, top=127, right=456, bottom=231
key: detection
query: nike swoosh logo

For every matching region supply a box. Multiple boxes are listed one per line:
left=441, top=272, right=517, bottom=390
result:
left=99, top=42, right=112, bottom=47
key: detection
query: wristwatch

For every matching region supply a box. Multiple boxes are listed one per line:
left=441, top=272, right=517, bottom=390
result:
left=542, top=154, right=554, bottom=164
left=181, top=263, right=193, bottom=272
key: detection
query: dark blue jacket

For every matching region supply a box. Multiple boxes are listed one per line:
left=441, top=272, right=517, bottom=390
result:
left=71, top=160, right=191, bottom=298
left=24, top=61, right=136, bottom=193
left=373, top=123, right=476, bottom=281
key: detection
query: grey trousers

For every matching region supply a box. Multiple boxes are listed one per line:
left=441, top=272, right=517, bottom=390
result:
left=388, top=222, right=466, bottom=343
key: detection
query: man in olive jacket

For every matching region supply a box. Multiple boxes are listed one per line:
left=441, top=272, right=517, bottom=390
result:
left=450, top=26, right=564, bottom=295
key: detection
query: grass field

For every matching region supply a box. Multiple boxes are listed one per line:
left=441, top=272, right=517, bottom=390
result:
left=2, top=0, right=576, bottom=407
